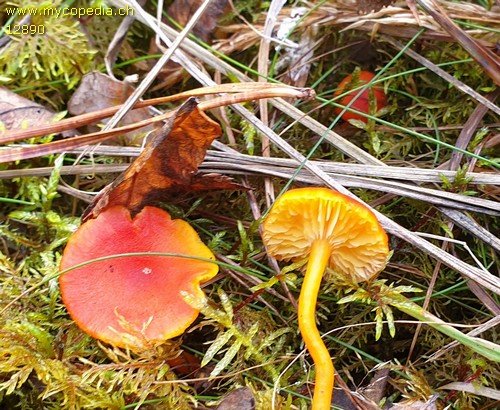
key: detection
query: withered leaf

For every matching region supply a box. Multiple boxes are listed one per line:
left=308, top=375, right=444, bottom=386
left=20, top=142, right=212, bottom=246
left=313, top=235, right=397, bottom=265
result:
left=0, top=87, right=59, bottom=131
left=356, top=0, right=396, bottom=14
left=82, top=98, right=242, bottom=221
left=216, top=387, right=256, bottom=410
left=69, top=71, right=153, bottom=144
left=168, top=0, right=228, bottom=43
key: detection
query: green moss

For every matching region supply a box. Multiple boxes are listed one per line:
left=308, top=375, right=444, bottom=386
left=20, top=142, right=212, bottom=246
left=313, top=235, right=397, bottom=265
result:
left=0, top=1, right=97, bottom=104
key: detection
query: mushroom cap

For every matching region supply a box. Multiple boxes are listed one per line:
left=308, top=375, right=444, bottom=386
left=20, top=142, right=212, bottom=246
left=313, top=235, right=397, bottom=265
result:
left=60, top=205, right=217, bottom=349
left=334, top=70, right=387, bottom=123
left=262, top=188, right=389, bottom=282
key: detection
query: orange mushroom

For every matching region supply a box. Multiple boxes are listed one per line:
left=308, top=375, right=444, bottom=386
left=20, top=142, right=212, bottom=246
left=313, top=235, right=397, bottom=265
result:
left=334, top=70, right=387, bottom=123
left=262, top=188, right=389, bottom=409
left=59, top=205, right=218, bottom=350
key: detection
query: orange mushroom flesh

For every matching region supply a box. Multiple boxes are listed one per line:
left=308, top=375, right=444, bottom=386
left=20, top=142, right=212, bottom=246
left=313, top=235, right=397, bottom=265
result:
left=60, top=205, right=218, bottom=350
left=262, top=188, right=389, bottom=409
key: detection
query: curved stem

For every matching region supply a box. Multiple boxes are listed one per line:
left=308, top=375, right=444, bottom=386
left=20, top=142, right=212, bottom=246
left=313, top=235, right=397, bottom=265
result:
left=298, top=239, right=334, bottom=410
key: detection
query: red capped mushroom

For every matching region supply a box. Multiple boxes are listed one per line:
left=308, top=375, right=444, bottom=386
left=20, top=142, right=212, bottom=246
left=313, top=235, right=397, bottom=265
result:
left=334, top=70, right=387, bottom=123
left=59, top=205, right=218, bottom=350
left=262, top=188, right=389, bottom=409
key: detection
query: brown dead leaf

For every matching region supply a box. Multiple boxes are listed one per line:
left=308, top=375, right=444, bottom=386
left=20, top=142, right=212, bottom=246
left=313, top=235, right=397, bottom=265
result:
left=148, top=0, right=228, bottom=90
left=82, top=97, right=243, bottom=221
left=216, top=387, right=256, bottom=410
left=68, top=71, right=153, bottom=144
left=360, top=368, right=390, bottom=404
left=168, top=0, right=229, bottom=43
left=0, top=87, right=59, bottom=131
left=356, top=0, right=397, bottom=14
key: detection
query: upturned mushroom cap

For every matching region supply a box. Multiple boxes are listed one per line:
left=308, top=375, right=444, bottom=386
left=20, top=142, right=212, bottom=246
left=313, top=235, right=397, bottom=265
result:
left=262, top=188, right=389, bottom=282
left=60, top=205, right=217, bottom=349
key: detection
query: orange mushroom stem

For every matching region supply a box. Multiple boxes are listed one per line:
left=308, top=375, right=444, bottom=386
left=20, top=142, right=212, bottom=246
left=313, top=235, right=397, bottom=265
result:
left=263, top=188, right=389, bottom=409
left=298, top=239, right=334, bottom=407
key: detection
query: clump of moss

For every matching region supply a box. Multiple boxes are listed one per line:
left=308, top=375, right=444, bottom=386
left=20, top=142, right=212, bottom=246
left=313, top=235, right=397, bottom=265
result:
left=0, top=317, right=196, bottom=409
left=0, top=0, right=98, bottom=103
